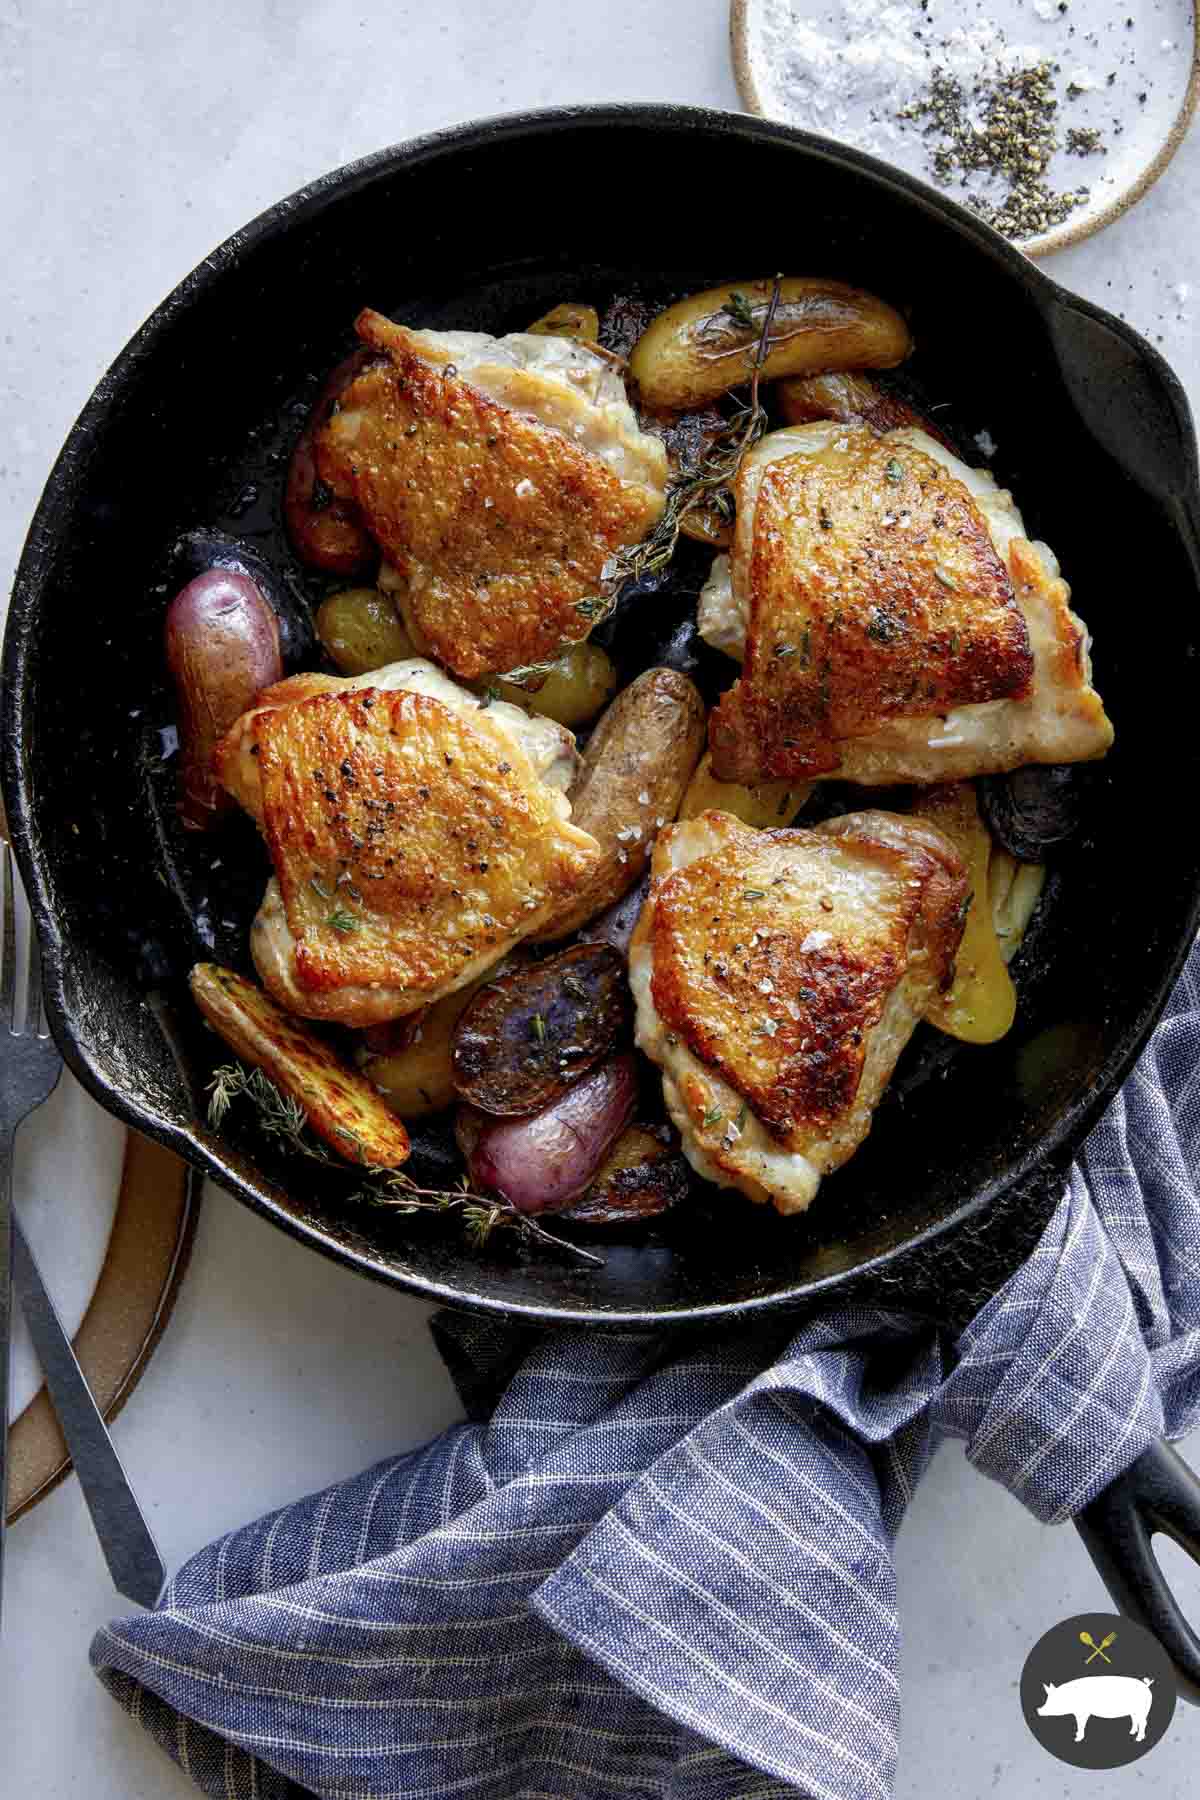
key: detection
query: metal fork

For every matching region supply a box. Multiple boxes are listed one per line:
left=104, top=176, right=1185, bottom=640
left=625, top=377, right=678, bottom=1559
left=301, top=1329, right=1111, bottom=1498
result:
left=1, top=843, right=165, bottom=1618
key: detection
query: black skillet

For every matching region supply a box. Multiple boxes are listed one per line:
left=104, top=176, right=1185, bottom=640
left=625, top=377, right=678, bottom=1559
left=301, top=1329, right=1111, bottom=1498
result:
left=3, top=105, right=1200, bottom=1691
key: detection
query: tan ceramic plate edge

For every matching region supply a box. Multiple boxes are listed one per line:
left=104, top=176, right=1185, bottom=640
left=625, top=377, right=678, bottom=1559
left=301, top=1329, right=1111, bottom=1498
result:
left=5, top=1130, right=198, bottom=1524
left=730, top=0, right=1200, bottom=258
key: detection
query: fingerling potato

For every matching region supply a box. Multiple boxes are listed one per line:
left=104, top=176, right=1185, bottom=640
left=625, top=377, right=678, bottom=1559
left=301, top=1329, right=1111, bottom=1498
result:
left=680, top=750, right=810, bottom=829
left=190, top=962, right=410, bottom=1166
left=284, top=349, right=376, bottom=575
left=317, top=586, right=416, bottom=674
left=630, top=277, right=912, bottom=411
left=908, top=784, right=1016, bottom=1045
left=531, top=667, right=706, bottom=942
left=990, top=849, right=1046, bottom=965
left=165, top=569, right=282, bottom=831
left=527, top=302, right=600, bottom=344
left=776, top=370, right=946, bottom=443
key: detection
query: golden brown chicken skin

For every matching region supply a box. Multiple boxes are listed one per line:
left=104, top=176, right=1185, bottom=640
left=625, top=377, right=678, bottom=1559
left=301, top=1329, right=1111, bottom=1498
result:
left=214, top=671, right=600, bottom=1026
left=630, top=809, right=968, bottom=1214
left=709, top=431, right=1035, bottom=782
left=313, top=310, right=666, bottom=681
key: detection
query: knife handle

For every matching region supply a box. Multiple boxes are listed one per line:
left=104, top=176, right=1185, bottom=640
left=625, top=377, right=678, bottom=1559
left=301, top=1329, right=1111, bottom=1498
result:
left=10, top=1213, right=165, bottom=1609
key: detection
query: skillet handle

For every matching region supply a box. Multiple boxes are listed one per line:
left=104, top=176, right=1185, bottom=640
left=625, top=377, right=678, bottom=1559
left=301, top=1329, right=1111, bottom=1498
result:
left=1046, top=294, right=1200, bottom=508
left=1075, top=1439, right=1200, bottom=1704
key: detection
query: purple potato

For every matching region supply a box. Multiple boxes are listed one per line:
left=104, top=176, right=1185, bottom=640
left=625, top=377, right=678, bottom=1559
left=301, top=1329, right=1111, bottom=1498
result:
left=165, top=569, right=281, bottom=830
left=284, top=349, right=376, bottom=575
left=174, top=528, right=315, bottom=670
left=452, top=943, right=630, bottom=1117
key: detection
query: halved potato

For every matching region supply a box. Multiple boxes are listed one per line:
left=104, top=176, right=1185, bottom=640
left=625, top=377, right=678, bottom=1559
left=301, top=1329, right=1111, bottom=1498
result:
left=990, top=848, right=1047, bottom=965
left=907, top=786, right=1016, bottom=1044
left=630, top=277, right=912, bottom=411
left=679, top=750, right=809, bottom=828
left=360, top=977, right=489, bottom=1120
left=190, top=962, right=410, bottom=1166
left=527, top=302, right=600, bottom=344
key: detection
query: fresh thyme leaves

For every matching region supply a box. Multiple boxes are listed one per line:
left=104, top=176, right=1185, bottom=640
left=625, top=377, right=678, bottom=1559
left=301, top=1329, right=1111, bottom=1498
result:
left=774, top=642, right=796, bottom=659
left=207, top=1062, right=603, bottom=1268
left=722, top=289, right=757, bottom=330
left=309, top=874, right=334, bottom=900
left=933, top=566, right=958, bottom=592
left=498, top=660, right=556, bottom=689
left=885, top=458, right=904, bottom=484
left=618, top=275, right=784, bottom=585
left=743, top=888, right=766, bottom=901
left=207, top=1064, right=333, bottom=1163
left=574, top=597, right=605, bottom=620
left=530, top=1012, right=547, bottom=1044
left=703, top=1105, right=724, bottom=1128
left=326, top=908, right=359, bottom=933
left=365, top=1170, right=604, bottom=1265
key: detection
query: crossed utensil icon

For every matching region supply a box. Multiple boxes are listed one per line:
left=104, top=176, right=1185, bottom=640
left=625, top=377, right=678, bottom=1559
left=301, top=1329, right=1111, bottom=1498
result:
left=1079, top=1629, right=1117, bottom=1664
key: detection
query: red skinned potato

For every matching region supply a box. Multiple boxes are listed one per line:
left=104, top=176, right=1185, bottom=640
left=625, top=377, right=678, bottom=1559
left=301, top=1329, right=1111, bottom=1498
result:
left=456, top=1052, right=637, bottom=1215
left=451, top=943, right=630, bottom=1118
left=165, top=569, right=282, bottom=830
left=285, top=349, right=376, bottom=574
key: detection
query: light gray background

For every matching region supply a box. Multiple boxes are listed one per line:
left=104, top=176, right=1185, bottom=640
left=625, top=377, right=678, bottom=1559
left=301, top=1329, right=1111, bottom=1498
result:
left=2, top=1, right=1199, bottom=1794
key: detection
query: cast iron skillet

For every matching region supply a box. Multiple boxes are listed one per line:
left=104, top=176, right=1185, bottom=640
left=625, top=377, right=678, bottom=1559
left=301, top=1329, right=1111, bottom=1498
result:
left=3, top=105, right=1200, bottom=1688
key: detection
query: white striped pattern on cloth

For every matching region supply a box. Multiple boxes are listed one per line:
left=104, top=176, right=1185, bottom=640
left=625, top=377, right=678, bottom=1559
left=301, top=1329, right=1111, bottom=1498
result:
left=91, top=944, right=1200, bottom=1799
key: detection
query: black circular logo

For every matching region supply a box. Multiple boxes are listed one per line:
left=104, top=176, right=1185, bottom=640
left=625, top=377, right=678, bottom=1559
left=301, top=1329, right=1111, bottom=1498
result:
left=1020, top=1613, right=1176, bottom=1768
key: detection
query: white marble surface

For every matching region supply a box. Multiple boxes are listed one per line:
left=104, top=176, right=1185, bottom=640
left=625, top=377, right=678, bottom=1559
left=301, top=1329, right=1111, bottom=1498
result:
left=1, top=2, right=1199, bottom=1795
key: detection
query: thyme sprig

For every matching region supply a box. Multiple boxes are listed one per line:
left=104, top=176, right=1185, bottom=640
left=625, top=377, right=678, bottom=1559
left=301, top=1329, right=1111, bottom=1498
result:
left=618, top=274, right=785, bottom=584
left=205, top=1064, right=603, bottom=1267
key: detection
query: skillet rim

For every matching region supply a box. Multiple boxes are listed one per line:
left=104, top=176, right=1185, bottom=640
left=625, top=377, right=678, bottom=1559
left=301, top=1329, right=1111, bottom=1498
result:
left=5, top=101, right=1200, bottom=1325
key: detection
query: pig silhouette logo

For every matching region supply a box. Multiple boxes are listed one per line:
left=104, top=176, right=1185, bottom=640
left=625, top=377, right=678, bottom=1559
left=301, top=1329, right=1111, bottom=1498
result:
left=1037, top=1675, right=1154, bottom=1743
left=1020, top=1613, right=1175, bottom=1769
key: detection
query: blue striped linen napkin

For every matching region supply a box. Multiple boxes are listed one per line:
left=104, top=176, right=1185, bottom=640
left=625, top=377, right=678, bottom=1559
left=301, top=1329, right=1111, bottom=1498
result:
left=91, top=944, right=1200, bottom=1800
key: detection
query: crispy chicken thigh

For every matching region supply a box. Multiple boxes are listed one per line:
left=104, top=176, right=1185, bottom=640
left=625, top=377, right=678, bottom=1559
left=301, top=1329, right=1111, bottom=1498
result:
left=213, top=660, right=600, bottom=1026
left=630, top=809, right=968, bottom=1214
left=701, top=423, right=1113, bottom=784
left=313, top=310, right=668, bottom=681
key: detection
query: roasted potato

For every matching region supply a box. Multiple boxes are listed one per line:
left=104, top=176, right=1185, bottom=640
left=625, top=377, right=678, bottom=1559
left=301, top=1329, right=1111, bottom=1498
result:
left=908, top=785, right=1016, bottom=1045
left=562, top=1124, right=691, bottom=1225
left=990, top=849, right=1046, bottom=964
left=489, top=642, right=617, bottom=727
left=360, top=978, right=486, bottom=1120
left=531, top=667, right=706, bottom=942
left=679, top=750, right=810, bottom=829
left=284, top=349, right=376, bottom=575
left=527, top=302, right=600, bottom=344
left=190, top=962, right=410, bottom=1166
left=316, top=586, right=416, bottom=675
left=165, top=569, right=282, bottom=831
left=457, top=1052, right=637, bottom=1214
left=630, top=277, right=912, bottom=412
left=452, top=944, right=630, bottom=1117
left=776, top=370, right=943, bottom=440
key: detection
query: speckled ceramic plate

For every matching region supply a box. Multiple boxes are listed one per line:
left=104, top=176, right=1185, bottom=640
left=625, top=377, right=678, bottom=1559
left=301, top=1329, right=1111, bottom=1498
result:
left=732, top=0, right=1199, bottom=256
left=5, top=1130, right=197, bottom=1524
